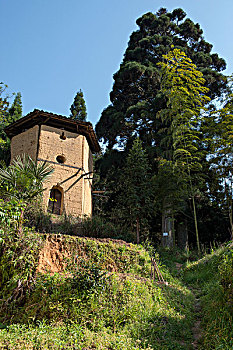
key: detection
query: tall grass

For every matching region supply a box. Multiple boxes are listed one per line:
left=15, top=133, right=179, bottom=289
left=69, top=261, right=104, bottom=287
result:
left=183, top=243, right=233, bottom=349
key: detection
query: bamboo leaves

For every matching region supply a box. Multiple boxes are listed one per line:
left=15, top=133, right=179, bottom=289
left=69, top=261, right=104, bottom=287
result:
left=158, top=48, right=210, bottom=170
left=156, top=48, right=210, bottom=252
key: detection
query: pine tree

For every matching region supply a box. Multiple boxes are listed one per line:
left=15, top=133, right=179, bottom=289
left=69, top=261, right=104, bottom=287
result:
left=114, top=139, right=152, bottom=243
left=70, top=89, right=87, bottom=122
left=0, top=85, right=23, bottom=165
left=0, top=83, right=10, bottom=122
left=7, top=92, right=23, bottom=124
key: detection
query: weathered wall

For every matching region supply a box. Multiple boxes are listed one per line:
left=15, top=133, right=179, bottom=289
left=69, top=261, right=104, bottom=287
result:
left=38, top=125, right=92, bottom=217
left=83, top=137, right=93, bottom=216
left=11, top=125, right=39, bottom=161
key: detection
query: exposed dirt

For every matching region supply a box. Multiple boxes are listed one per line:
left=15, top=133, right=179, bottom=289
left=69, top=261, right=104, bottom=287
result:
left=37, top=235, right=71, bottom=274
left=37, top=234, right=133, bottom=274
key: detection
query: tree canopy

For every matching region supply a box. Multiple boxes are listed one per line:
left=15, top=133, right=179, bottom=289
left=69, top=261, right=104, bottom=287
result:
left=8, top=92, right=23, bottom=124
left=0, top=84, right=23, bottom=164
left=96, top=8, right=226, bottom=150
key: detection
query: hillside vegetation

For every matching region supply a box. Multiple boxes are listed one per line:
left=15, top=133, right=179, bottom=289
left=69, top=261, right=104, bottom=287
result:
left=0, top=227, right=194, bottom=350
left=183, top=244, right=233, bottom=349
left=0, top=222, right=232, bottom=349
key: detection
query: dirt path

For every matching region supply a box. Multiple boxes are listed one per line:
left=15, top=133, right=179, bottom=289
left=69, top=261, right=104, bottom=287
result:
left=191, top=290, right=202, bottom=349
left=175, top=263, right=203, bottom=349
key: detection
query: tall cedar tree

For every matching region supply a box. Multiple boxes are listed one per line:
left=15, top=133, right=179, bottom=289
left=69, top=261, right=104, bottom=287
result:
left=70, top=90, right=87, bottom=122
left=96, top=8, right=226, bottom=151
left=113, top=139, right=152, bottom=243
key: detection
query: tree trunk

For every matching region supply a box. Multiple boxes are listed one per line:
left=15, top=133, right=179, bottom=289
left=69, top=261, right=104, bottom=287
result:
left=229, top=177, right=233, bottom=240
left=192, top=196, right=200, bottom=254
left=136, top=217, right=140, bottom=244
left=224, top=177, right=233, bottom=240
left=18, top=207, right=25, bottom=236
left=161, top=208, right=174, bottom=248
left=177, top=219, right=188, bottom=251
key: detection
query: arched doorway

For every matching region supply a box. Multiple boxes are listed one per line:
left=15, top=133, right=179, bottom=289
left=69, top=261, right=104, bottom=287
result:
left=48, top=187, right=63, bottom=215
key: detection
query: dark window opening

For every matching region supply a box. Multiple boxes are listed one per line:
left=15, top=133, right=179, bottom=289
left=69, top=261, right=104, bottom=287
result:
left=48, top=188, right=62, bottom=215
left=60, top=132, right=66, bottom=140
left=56, top=155, right=66, bottom=164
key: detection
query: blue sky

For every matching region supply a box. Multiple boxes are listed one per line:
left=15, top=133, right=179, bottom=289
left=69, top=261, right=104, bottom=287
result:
left=1, top=0, right=233, bottom=126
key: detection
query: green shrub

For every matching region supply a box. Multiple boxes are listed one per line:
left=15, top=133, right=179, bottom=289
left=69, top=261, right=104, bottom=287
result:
left=0, top=199, right=42, bottom=315
left=25, top=204, right=82, bottom=235
left=25, top=201, right=53, bottom=232
left=219, top=246, right=233, bottom=300
left=81, top=215, right=134, bottom=241
left=0, top=198, right=26, bottom=229
left=69, top=256, right=108, bottom=296
left=57, top=213, right=81, bottom=235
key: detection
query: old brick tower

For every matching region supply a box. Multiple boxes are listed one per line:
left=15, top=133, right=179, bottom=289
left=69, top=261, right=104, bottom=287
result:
left=5, top=109, right=100, bottom=217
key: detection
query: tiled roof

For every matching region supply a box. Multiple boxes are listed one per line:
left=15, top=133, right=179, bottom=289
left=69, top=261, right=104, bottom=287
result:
left=5, top=109, right=100, bottom=153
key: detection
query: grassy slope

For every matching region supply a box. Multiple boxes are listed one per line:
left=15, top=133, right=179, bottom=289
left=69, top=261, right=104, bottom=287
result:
left=159, top=243, right=233, bottom=350
left=0, top=235, right=195, bottom=350
left=183, top=243, right=233, bottom=350
left=0, top=233, right=232, bottom=349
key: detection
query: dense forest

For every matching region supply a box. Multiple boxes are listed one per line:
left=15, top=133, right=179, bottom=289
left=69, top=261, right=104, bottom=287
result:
left=0, top=7, right=232, bottom=350
left=94, top=8, right=233, bottom=250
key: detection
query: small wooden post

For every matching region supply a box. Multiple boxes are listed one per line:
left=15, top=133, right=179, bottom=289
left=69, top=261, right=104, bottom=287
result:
left=151, top=257, right=166, bottom=284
